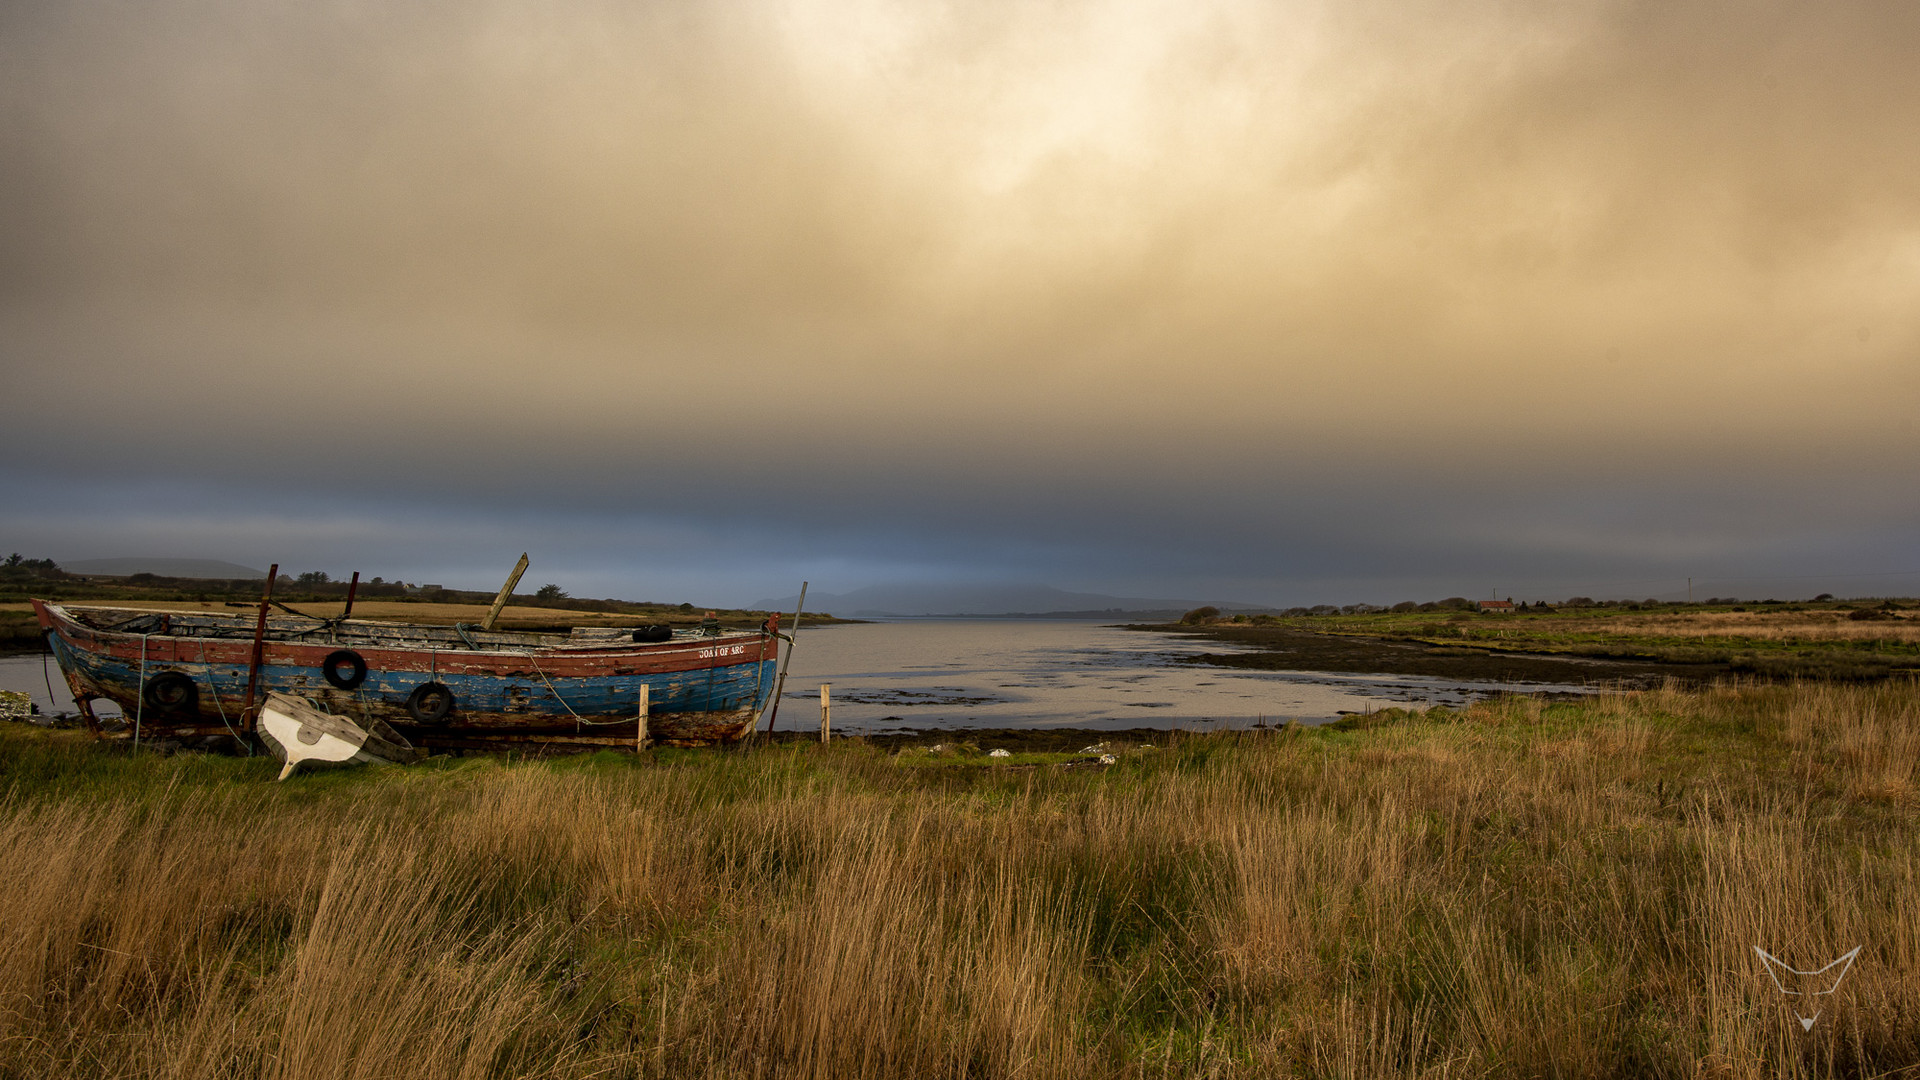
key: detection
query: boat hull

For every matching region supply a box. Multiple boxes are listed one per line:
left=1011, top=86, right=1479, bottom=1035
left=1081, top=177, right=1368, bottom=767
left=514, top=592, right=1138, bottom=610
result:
left=32, top=601, right=780, bottom=748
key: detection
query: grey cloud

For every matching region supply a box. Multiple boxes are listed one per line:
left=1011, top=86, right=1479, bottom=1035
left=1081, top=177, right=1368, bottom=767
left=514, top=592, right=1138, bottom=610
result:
left=3, top=0, right=1917, bottom=605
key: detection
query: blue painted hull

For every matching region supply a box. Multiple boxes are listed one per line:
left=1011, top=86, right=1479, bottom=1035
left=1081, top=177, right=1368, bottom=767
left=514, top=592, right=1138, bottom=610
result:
left=35, top=601, right=783, bottom=747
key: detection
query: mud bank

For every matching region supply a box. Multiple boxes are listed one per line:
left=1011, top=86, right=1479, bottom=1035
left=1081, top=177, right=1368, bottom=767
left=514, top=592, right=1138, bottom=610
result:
left=1132, top=622, right=1724, bottom=686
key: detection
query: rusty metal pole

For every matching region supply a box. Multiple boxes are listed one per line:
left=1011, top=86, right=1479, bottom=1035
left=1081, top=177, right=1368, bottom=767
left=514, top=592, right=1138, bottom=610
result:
left=342, top=570, right=360, bottom=619
left=761, top=582, right=806, bottom=735
left=242, top=564, right=279, bottom=731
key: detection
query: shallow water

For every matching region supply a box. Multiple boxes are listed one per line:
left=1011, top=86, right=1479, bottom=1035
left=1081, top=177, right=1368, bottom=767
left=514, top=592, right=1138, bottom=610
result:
left=762, top=619, right=1601, bottom=733
left=0, top=619, right=1605, bottom=732
left=0, top=650, right=124, bottom=719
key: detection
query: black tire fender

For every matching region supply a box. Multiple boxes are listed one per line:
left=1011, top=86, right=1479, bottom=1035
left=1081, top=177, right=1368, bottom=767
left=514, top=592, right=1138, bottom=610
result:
left=406, top=681, right=455, bottom=724
left=632, top=625, right=673, bottom=643
left=142, top=671, right=199, bottom=715
left=321, top=649, right=369, bottom=690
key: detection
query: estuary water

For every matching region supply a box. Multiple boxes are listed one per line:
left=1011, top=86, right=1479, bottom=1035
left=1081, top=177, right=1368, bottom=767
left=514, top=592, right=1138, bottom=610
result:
left=0, top=619, right=1602, bottom=731
left=761, top=619, right=1598, bottom=733
left=0, top=649, right=125, bottom=718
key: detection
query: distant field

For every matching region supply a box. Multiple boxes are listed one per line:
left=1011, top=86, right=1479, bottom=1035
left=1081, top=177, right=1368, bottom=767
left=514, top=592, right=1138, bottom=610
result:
left=1, top=680, right=1914, bottom=1077
left=1541, top=608, right=1920, bottom=645
left=1160, top=604, right=1920, bottom=682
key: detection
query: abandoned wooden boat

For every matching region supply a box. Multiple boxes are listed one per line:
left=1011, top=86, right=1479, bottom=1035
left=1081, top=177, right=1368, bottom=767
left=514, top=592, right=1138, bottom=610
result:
left=31, top=599, right=782, bottom=750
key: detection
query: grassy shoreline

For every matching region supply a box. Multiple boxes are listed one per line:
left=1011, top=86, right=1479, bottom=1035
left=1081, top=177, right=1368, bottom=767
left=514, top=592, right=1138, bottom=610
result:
left=1146, top=604, right=1920, bottom=684
left=3, top=680, right=1916, bottom=1077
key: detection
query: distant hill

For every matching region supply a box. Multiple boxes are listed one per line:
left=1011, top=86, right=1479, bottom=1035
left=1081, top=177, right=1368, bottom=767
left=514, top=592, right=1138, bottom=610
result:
left=753, top=583, right=1268, bottom=618
left=63, top=557, right=267, bottom=579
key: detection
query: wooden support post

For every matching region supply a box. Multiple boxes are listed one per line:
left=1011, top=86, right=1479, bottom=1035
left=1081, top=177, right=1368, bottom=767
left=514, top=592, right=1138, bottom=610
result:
left=481, top=553, right=530, bottom=632
left=636, top=683, right=651, bottom=752
left=342, top=571, right=360, bottom=618
left=242, top=564, right=279, bottom=732
left=819, top=683, right=830, bottom=744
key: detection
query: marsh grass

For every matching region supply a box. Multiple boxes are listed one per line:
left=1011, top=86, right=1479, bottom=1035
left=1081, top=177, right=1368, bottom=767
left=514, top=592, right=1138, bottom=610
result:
left=1227, top=608, right=1920, bottom=681
left=1557, top=610, right=1920, bottom=646
left=2, top=680, right=1917, bottom=1077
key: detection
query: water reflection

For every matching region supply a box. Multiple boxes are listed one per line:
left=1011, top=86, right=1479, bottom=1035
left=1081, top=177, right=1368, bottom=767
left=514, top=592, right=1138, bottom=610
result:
left=768, top=619, right=1602, bottom=732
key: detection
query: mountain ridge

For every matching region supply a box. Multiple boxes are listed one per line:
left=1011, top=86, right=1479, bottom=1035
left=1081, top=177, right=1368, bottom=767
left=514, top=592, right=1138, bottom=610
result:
left=61, top=557, right=268, bottom=579
left=753, top=583, right=1269, bottom=618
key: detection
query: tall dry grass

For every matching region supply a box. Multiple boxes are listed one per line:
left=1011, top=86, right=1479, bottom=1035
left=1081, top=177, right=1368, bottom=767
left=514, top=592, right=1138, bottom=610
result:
left=1, top=679, right=1916, bottom=1078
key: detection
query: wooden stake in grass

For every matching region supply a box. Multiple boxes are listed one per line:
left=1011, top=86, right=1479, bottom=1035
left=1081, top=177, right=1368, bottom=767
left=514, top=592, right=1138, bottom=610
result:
left=481, top=553, right=530, bottom=632
left=636, top=683, right=650, bottom=752
left=820, top=683, right=830, bottom=744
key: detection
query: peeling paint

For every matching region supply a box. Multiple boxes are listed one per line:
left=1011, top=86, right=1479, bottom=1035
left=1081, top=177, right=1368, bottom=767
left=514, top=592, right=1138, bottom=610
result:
left=32, top=600, right=779, bottom=748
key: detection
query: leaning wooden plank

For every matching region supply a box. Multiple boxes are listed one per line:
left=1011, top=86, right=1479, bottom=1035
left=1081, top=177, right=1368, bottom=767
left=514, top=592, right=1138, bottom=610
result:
left=481, top=553, right=531, bottom=632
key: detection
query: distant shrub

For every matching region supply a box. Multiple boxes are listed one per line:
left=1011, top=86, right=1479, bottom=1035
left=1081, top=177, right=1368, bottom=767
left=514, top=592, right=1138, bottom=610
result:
left=535, top=584, right=568, bottom=601
left=1437, top=597, right=1473, bottom=611
left=1390, top=601, right=1418, bottom=613
left=0, top=554, right=63, bottom=581
left=1180, top=606, right=1220, bottom=624
left=1563, top=597, right=1594, bottom=608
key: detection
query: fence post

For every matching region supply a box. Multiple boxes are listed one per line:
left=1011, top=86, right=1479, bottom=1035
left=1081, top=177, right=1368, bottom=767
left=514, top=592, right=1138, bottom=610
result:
left=820, top=683, right=830, bottom=744
left=637, top=683, right=651, bottom=752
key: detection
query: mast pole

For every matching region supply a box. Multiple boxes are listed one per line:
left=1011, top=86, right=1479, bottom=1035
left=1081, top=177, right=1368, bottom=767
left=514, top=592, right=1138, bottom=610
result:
left=242, top=564, right=279, bottom=732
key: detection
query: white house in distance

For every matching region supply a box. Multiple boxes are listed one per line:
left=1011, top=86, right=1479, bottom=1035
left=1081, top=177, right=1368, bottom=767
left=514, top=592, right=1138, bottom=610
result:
left=1477, top=599, right=1516, bottom=614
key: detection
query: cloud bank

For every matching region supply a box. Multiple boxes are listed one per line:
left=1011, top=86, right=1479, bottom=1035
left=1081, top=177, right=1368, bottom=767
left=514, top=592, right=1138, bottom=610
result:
left=3, top=0, right=1917, bottom=603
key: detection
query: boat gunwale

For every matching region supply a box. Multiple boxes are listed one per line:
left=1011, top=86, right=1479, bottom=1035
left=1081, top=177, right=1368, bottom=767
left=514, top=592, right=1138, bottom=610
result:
left=38, top=600, right=769, bottom=662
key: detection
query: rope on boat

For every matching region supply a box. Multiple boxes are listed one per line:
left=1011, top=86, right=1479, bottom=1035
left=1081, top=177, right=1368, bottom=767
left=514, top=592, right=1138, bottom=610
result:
left=749, top=629, right=773, bottom=725
left=196, top=639, right=250, bottom=755
left=134, top=633, right=148, bottom=751
left=522, top=633, right=775, bottom=730
left=42, top=634, right=59, bottom=719
left=520, top=651, right=631, bottom=726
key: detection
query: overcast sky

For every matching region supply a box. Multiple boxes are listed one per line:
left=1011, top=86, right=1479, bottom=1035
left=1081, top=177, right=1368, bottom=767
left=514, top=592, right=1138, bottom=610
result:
left=4, top=0, right=1917, bottom=606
